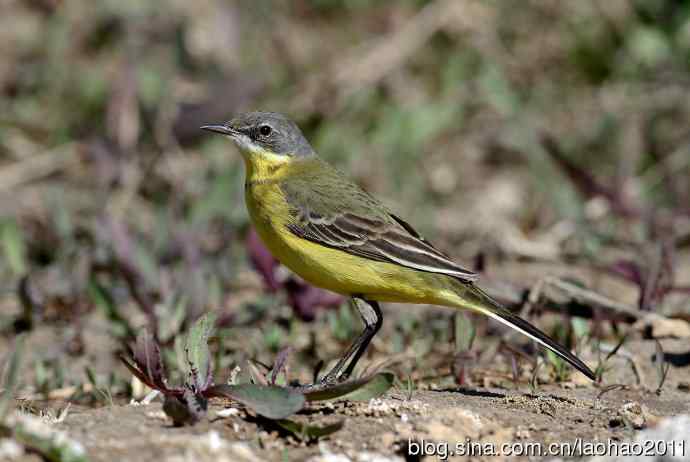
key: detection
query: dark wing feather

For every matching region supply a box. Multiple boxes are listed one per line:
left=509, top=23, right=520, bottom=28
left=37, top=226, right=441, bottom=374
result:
left=285, top=210, right=478, bottom=282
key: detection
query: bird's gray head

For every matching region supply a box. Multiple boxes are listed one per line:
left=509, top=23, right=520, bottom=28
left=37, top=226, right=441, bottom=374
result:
left=201, top=112, right=315, bottom=158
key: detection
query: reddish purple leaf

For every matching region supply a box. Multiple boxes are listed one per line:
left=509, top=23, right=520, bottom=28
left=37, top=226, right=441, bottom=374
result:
left=271, top=346, right=293, bottom=385
left=120, top=355, right=183, bottom=396
left=246, top=228, right=280, bottom=292
left=452, top=351, right=477, bottom=386
left=133, top=330, right=167, bottom=390
left=670, top=286, right=690, bottom=294
left=284, top=279, right=344, bottom=321
left=101, top=215, right=159, bottom=337
left=246, top=227, right=344, bottom=320
left=606, top=260, right=643, bottom=286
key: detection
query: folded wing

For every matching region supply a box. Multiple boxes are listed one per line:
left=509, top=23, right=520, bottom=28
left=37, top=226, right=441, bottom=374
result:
left=285, top=209, right=478, bottom=282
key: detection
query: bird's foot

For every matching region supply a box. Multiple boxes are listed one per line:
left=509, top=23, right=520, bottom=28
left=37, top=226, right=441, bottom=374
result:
left=317, top=370, right=349, bottom=387
left=292, top=371, right=350, bottom=392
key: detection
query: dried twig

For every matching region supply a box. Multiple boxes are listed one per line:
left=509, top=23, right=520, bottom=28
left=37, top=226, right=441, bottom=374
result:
left=331, top=0, right=468, bottom=97
left=295, top=0, right=492, bottom=113
left=482, top=276, right=643, bottom=322
left=0, top=142, right=80, bottom=193
left=527, top=276, right=642, bottom=321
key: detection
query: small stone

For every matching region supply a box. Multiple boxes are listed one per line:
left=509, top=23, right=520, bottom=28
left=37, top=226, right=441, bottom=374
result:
left=379, top=432, right=396, bottom=449
left=145, top=410, right=168, bottom=421
left=216, top=408, right=240, bottom=418
left=515, top=428, right=531, bottom=439
left=0, top=438, right=24, bottom=459
left=618, top=401, right=646, bottom=430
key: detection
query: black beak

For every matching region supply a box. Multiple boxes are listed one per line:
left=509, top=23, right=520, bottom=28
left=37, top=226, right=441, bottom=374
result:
left=200, top=124, right=236, bottom=136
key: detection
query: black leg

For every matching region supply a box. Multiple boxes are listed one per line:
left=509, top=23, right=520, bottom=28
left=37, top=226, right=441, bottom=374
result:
left=319, top=298, right=382, bottom=384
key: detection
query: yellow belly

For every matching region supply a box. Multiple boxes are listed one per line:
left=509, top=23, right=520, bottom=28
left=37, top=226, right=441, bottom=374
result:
left=245, top=181, right=458, bottom=305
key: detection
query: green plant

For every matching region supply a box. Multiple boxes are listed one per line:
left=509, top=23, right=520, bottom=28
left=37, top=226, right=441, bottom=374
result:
left=121, top=312, right=396, bottom=427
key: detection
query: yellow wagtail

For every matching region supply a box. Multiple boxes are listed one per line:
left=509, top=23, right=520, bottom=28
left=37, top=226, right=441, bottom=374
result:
left=201, top=112, right=595, bottom=384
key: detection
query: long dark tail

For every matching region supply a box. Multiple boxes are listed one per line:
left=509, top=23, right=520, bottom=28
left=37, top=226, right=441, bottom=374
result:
left=456, top=283, right=595, bottom=380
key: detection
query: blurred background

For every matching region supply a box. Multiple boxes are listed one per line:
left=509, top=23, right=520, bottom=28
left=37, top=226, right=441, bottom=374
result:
left=1, top=0, right=690, bottom=395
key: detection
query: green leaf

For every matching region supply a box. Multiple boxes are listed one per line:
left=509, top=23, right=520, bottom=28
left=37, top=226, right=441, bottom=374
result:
left=571, top=317, right=590, bottom=340
left=205, top=384, right=304, bottom=420
left=275, top=419, right=344, bottom=441
left=185, top=312, right=216, bottom=391
left=158, top=295, right=188, bottom=343
left=545, top=349, right=568, bottom=380
left=0, top=334, right=26, bottom=420
left=628, top=26, right=671, bottom=68
left=328, top=303, right=356, bottom=342
left=14, top=414, right=89, bottom=462
left=338, top=372, right=395, bottom=401
left=84, top=366, right=111, bottom=405
left=303, top=372, right=395, bottom=402
left=1, top=220, right=27, bottom=276
left=84, top=366, right=98, bottom=387
left=87, top=278, right=134, bottom=339
left=454, top=313, right=475, bottom=353
left=479, top=63, right=519, bottom=116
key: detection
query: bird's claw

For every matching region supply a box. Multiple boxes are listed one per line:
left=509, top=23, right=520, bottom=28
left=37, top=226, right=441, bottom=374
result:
left=318, top=372, right=349, bottom=387
left=292, top=371, right=350, bottom=392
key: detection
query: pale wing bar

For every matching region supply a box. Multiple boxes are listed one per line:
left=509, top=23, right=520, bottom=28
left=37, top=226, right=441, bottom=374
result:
left=286, top=211, right=478, bottom=282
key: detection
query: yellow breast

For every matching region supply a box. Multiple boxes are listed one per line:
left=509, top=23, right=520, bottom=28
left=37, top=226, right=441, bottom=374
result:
left=242, top=150, right=460, bottom=305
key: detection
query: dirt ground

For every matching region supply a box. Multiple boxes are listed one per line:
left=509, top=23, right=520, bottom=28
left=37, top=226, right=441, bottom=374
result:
left=5, top=338, right=690, bottom=462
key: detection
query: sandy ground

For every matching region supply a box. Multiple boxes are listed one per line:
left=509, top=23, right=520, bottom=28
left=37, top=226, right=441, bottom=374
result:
left=5, top=338, right=690, bottom=462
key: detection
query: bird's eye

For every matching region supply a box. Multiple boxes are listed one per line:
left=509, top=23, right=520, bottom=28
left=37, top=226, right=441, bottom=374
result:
left=258, top=125, right=272, bottom=137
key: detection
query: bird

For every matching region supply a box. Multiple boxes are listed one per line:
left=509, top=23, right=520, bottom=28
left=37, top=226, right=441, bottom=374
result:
left=201, top=111, right=595, bottom=385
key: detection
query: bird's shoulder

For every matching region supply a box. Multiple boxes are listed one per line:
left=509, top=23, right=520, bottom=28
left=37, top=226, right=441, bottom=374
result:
left=280, top=158, right=396, bottom=224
